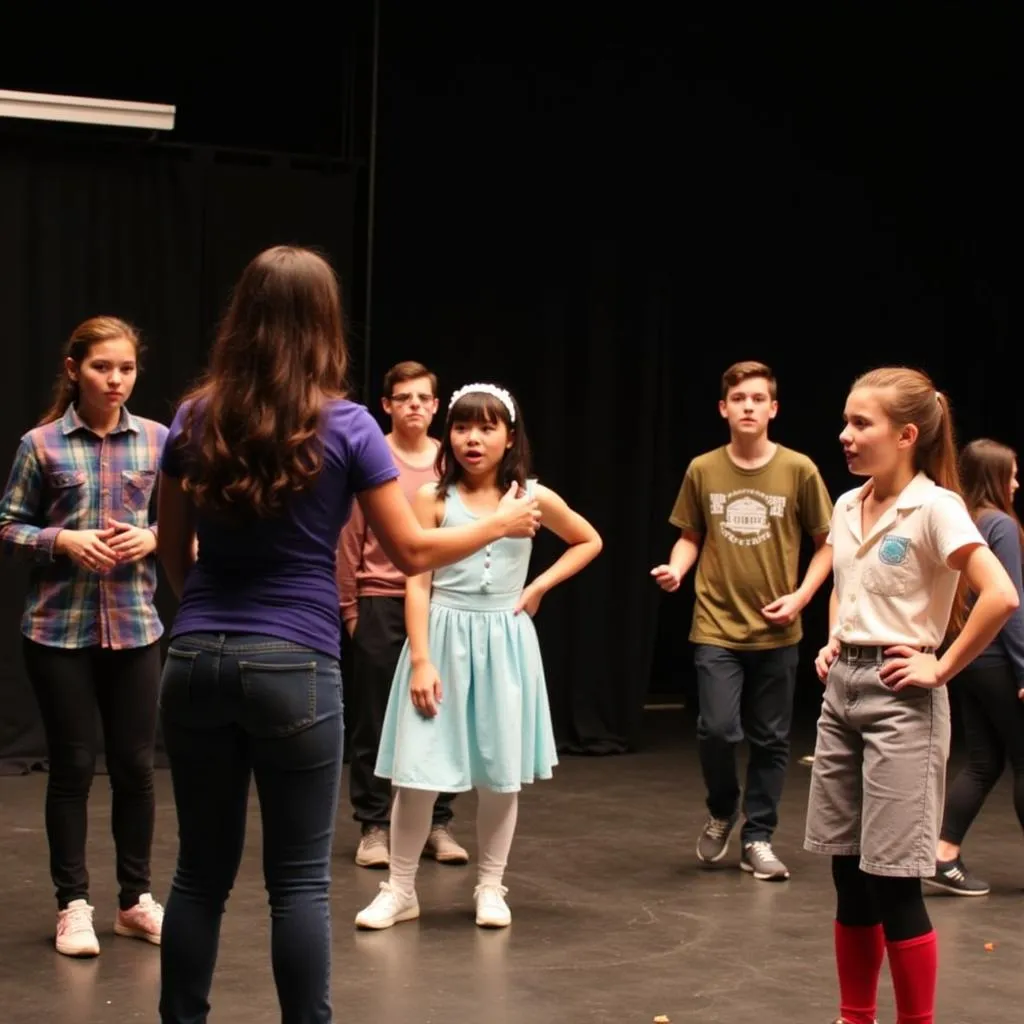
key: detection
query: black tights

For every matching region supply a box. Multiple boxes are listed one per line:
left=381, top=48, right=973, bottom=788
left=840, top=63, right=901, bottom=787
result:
left=831, top=855, right=932, bottom=943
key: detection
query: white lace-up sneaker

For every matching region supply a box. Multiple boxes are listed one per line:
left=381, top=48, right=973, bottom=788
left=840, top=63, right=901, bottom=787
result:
left=474, top=884, right=511, bottom=928
left=354, top=882, right=420, bottom=930
left=56, top=899, right=100, bottom=957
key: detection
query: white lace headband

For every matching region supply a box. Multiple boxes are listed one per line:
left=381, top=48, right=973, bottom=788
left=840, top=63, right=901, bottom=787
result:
left=448, top=383, right=516, bottom=423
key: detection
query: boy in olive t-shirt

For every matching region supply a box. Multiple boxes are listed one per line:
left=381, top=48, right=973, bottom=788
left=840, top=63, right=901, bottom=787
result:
left=652, top=361, right=833, bottom=881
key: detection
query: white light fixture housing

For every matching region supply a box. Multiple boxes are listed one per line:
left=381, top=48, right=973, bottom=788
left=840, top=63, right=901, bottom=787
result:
left=0, top=89, right=175, bottom=131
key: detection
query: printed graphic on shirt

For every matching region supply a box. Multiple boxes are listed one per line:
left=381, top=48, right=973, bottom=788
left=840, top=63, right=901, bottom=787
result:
left=878, top=534, right=911, bottom=566
left=710, top=489, right=788, bottom=547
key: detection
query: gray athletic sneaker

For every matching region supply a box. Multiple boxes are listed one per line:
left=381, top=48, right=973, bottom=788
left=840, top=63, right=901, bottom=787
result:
left=696, top=814, right=738, bottom=864
left=740, top=840, right=790, bottom=881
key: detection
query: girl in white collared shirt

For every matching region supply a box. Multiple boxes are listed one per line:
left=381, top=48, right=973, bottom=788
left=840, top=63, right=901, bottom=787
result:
left=804, top=367, right=1017, bottom=1024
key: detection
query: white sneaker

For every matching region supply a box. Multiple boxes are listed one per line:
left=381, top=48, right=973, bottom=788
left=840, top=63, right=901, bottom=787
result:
left=474, top=884, right=511, bottom=928
left=56, top=899, right=100, bottom=957
left=355, top=882, right=419, bottom=930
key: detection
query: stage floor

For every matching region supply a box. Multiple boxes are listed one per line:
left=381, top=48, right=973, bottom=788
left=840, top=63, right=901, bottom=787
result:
left=0, top=711, right=1019, bottom=1022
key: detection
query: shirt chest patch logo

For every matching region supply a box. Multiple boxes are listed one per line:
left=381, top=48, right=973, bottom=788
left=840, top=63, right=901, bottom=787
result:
left=878, top=534, right=911, bottom=566
left=709, top=489, right=787, bottom=547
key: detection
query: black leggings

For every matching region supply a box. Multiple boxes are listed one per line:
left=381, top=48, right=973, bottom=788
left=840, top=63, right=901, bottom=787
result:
left=24, top=638, right=161, bottom=910
left=832, top=855, right=932, bottom=943
left=940, top=662, right=1024, bottom=845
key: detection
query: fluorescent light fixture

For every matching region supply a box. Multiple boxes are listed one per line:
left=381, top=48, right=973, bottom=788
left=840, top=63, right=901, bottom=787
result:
left=0, top=89, right=175, bottom=131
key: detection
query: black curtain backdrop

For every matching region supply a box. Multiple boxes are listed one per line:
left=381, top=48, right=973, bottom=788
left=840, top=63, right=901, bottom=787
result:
left=0, top=132, right=356, bottom=772
left=0, top=7, right=1013, bottom=765
left=367, top=7, right=1015, bottom=752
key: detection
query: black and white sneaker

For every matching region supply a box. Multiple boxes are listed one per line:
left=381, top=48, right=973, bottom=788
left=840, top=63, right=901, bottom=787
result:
left=696, top=814, right=738, bottom=864
left=740, top=841, right=790, bottom=881
left=924, top=858, right=990, bottom=896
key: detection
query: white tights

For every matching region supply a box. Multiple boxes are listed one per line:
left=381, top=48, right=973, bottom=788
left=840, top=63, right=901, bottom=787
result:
left=387, top=786, right=519, bottom=898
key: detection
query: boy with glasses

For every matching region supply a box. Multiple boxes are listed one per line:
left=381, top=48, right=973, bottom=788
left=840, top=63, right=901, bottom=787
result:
left=339, top=361, right=467, bottom=868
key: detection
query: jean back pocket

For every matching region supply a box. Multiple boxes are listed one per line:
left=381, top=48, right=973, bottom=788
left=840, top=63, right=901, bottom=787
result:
left=159, top=647, right=200, bottom=723
left=238, top=658, right=318, bottom=738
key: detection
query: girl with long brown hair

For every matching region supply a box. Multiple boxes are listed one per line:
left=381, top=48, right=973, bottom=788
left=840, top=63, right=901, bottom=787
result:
left=803, top=368, right=1018, bottom=1024
left=0, top=316, right=167, bottom=957
left=925, top=439, right=1024, bottom=897
left=155, top=247, right=540, bottom=1024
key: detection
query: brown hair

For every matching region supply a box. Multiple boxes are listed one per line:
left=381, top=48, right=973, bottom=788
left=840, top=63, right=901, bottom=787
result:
left=851, top=367, right=961, bottom=495
left=960, top=438, right=1024, bottom=556
left=174, top=246, right=349, bottom=520
left=383, top=360, right=437, bottom=398
left=435, top=388, right=531, bottom=496
left=38, top=316, right=141, bottom=426
left=852, top=366, right=966, bottom=633
left=721, top=360, right=777, bottom=400
left=951, top=438, right=1024, bottom=639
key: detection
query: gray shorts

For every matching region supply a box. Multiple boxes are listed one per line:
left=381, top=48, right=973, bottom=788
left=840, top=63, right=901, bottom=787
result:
left=803, top=645, right=950, bottom=878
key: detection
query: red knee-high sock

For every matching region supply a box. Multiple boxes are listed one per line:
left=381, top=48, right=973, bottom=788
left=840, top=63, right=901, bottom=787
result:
left=886, top=931, right=937, bottom=1024
left=834, top=921, right=885, bottom=1024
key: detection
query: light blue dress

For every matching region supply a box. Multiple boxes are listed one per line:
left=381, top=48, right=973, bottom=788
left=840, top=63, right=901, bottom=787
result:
left=375, top=479, right=559, bottom=793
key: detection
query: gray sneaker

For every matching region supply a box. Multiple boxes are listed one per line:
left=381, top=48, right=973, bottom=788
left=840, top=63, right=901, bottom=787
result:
left=696, top=814, right=738, bottom=864
left=741, top=840, right=790, bottom=881
left=355, top=826, right=390, bottom=869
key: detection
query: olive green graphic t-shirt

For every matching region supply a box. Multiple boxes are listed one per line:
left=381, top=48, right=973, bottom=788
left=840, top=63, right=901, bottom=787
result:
left=669, top=444, right=833, bottom=650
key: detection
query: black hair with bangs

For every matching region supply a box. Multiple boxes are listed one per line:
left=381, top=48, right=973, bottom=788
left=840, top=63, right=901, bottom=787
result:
left=435, top=387, right=532, bottom=495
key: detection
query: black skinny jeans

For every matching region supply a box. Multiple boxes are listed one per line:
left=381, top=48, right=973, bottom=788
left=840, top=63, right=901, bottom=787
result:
left=940, top=661, right=1024, bottom=846
left=23, top=638, right=161, bottom=910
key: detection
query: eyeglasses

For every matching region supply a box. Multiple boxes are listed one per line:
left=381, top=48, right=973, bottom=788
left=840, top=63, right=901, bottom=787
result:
left=389, top=392, right=435, bottom=405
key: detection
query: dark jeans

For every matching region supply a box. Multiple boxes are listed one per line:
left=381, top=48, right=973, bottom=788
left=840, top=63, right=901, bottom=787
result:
left=940, top=661, right=1024, bottom=846
left=347, top=595, right=454, bottom=829
left=158, top=633, right=343, bottom=1024
left=22, top=637, right=161, bottom=911
left=694, top=642, right=799, bottom=843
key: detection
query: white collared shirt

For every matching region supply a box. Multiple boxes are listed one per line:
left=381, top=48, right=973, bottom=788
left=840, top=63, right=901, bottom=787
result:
left=828, top=472, right=985, bottom=647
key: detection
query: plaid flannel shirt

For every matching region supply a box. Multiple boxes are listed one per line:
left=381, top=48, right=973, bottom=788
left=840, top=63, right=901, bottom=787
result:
left=0, top=405, right=168, bottom=650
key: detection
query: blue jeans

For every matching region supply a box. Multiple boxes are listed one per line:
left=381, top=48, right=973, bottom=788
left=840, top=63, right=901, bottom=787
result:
left=694, top=643, right=799, bottom=843
left=157, top=633, right=343, bottom=1024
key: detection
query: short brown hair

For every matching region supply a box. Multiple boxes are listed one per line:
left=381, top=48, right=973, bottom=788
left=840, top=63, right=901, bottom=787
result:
left=382, top=360, right=437, bottom=398
left=721, top=360, right=777, bottom=400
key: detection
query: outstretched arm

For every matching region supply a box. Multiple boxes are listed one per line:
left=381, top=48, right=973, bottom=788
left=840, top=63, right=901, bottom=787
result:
left=515, top=485, right=602, bottom=616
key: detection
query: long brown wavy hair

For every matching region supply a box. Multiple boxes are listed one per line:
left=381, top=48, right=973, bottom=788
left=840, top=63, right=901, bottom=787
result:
left=851, top=366, right=967, bottom=634
left=38, top=316, right=141, bottom=426
left=174, top=246, right=349, bottom=519
left=954, top=439, right=1024, bottom=630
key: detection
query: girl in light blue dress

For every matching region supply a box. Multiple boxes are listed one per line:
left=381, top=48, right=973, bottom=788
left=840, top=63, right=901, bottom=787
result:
left=356, top=382, right=602, bottom=930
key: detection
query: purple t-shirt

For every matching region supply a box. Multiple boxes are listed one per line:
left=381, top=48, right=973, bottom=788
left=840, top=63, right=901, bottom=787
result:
left=160, top=398, right=399, bottom=657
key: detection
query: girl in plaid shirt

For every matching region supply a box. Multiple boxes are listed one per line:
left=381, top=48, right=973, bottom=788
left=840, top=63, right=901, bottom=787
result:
left=0, top=317, right=167, bottom=957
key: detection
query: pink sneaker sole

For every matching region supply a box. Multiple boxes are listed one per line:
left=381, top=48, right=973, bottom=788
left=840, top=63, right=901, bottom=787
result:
left=114, top=920, right=161, bottom=945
